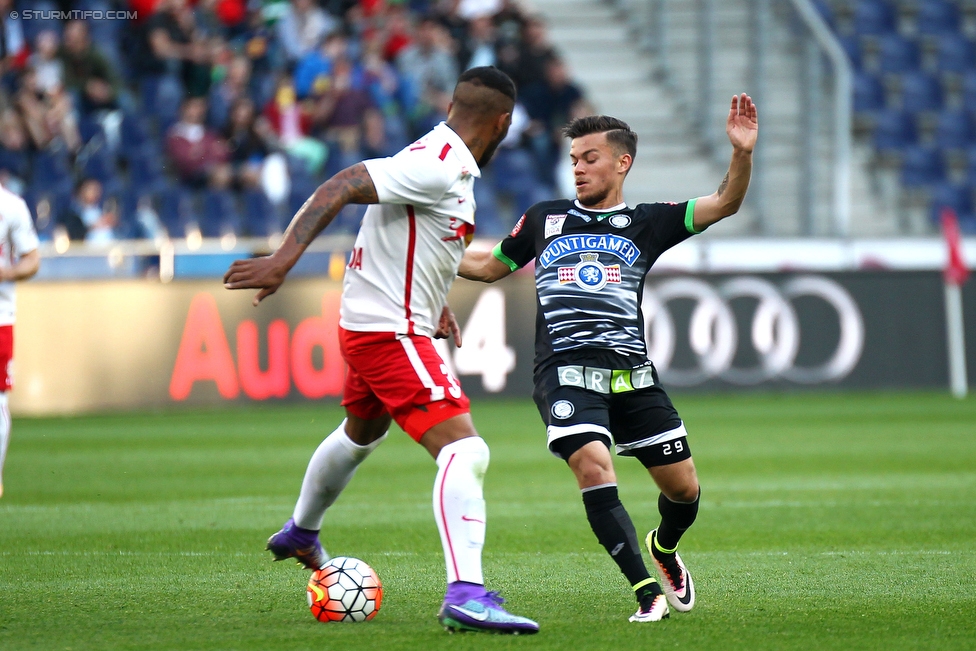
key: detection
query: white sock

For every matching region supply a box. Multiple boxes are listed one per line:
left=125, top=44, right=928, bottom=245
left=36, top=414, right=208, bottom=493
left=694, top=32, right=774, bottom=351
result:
left=433, top=436, right=489, bottom=585
left=292, top=419, right=386, bottom=530
left=0, top=393, right=7, bottom=486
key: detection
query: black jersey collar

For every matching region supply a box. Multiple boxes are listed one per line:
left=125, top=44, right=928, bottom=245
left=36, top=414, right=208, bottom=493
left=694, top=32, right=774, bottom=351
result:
left=574, top=199, right=629, bottom=217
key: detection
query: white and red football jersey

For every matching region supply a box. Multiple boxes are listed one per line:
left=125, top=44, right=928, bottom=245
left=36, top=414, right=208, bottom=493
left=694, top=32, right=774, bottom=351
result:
left=340, top=122, right=479, bottom=337
left=0, top=183, right=38, bottom=326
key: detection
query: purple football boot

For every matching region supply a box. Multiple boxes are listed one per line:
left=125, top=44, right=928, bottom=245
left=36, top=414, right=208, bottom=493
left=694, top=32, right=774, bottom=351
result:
left=265, top=518, right=330, bottom=570
left=437, top=581, right=539, bottom=634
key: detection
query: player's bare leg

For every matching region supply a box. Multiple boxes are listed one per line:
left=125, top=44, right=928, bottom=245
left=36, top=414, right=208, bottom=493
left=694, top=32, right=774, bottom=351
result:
left=267, top=411, right=390, bottom=569
left=565, top=440, right=668, bottom=622
left=646, top=457, right=700, bottom=612
left=425, top=414, right=539, bottom=634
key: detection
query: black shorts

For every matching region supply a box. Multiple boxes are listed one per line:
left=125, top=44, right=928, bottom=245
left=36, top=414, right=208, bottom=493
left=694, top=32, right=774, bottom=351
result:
left=533, top=362, right=692, bottom=468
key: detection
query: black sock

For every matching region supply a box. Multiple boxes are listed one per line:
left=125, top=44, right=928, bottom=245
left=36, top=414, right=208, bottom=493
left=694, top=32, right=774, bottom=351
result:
left=655, top=489, right=700, bottom=552
left=582, top=485, right=653, bottom=592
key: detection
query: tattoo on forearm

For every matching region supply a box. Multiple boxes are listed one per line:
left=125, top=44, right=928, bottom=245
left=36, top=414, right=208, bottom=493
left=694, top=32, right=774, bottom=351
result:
left=717, top=172, right=730, bottom=197
left=290, top=164, right=378, bottom=245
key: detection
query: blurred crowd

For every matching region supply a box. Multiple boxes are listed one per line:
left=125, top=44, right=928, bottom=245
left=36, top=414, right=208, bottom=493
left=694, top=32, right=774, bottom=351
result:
left=0, top=0, right=591, bottom=243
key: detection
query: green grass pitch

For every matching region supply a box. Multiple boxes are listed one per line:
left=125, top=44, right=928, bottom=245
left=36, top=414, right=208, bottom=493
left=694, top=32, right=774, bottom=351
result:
left=1, top=392, right=975, bottom=650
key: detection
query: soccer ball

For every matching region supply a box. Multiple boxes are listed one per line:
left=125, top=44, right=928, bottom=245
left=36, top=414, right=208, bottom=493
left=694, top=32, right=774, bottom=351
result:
left=307, top=557, right=383, bottom=622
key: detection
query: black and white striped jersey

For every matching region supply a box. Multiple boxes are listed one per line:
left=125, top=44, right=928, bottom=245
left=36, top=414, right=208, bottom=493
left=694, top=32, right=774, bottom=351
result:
left=492, top=197, right=701, bottom=370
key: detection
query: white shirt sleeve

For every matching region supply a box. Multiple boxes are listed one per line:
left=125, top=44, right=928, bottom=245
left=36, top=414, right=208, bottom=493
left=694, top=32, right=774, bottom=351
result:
left=363, top=148, right=454, bottom=208
left=9, top=196, right=38, bottom=256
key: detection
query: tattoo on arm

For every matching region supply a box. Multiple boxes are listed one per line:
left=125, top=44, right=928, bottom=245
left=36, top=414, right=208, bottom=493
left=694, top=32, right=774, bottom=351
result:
left=290, top=164, right=378, bottom=245
left=717, top=172, right=730, bottom=197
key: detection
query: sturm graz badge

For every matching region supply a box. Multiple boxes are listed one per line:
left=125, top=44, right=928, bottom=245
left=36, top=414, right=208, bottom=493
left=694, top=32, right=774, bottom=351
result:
left=557, top=253, right=621, bottom=292
left=608, top=214, right=631, bottom=228
left=551, top=400, right=575, bottom=419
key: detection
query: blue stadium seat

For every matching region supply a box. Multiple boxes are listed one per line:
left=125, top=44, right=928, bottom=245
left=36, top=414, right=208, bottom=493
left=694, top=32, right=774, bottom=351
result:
left=934, top=110, right=974, bottom=151
left=31, top=150, right=74, bottom=200
left=900, top=145, right=945, bottom=187
left=899, top=71, right=944, bottom=113
left=916, top=0, right=961, bottom=36
left=961, top=71, right=976, bottom=111
left=929, top=182, right=973, bottom=226
left=77, top=114, right=105, bottom=146
left=873, top=109, right=918, bottom=153
left=878, top=34, right=921, bottom=74
left=853, top=0, right=898, bottom=35
left=936, top=34, right=976, bottom=75
left=20, top=1, right=61, bottom=45
left=128, top=150, right=166, bottom=197
left=812, top=0, right=836, bottom=28
left=838, top=35, right=863, bottom=70
left=201, top=188, right=241, bottom=237
left=242, top=188, right=274, bottom=236
left=119, top=111, right=154, bottom=161
left=157, top=183, right=195, bottom=236
left=854, top=71, right=886, bottom=114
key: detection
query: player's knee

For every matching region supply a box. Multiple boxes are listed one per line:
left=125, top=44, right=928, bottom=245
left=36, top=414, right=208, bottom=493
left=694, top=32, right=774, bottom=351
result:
left=571, top=451, right=615, bottom=488
left=666, top=482, right=700, bottom=504
left=437, top=435, right=490, bottom=476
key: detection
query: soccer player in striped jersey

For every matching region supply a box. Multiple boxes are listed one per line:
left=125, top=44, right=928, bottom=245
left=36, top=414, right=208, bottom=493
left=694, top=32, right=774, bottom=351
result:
left=459, top=95, right=758, bottom=622
left=224, top=67, right=538, bottom=634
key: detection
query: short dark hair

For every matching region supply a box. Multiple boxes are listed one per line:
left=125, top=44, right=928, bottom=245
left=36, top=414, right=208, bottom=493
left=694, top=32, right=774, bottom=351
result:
left=456, top=66, right=517, bottom=102
left=562, top=115, right=638, bottom=159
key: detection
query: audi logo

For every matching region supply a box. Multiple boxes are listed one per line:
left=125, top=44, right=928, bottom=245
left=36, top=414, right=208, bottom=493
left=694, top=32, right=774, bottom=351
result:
left=642, top=276, right=865, bottom=386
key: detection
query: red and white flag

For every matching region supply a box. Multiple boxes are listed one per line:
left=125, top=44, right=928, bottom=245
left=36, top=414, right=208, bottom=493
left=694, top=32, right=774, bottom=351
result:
left=941, top=207, right=970, bottom=286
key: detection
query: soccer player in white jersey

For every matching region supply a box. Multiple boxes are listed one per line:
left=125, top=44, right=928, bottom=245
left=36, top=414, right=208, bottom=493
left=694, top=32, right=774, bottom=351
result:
left=0, top=182, right=40, bottom=499
left=224, top=67, right=538, bottom=634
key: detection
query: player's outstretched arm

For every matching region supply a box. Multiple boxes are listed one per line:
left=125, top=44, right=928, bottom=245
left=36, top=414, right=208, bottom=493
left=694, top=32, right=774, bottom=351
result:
left=457, top=247, right=514, bottom=283
left=0, top=249, right=39, bottom=282
left=224, top=163, right=378, bottom=305
left=691, top=94, right=758, bottom=232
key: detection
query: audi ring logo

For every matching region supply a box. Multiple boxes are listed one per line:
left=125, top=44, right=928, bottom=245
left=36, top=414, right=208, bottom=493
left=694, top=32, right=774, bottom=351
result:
left=642, top=276, right=865, bottom=386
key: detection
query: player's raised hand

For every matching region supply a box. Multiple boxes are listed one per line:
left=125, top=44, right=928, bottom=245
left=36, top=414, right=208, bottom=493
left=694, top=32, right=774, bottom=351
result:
left=433, top=305, right=463, bottom=347
left=726, top=93, right=758, bottom=154
left=223, top=255, right=289, bottom=306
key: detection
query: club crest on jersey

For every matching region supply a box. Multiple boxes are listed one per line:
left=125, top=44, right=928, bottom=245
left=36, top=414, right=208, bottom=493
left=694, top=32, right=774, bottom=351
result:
left=609, top=214, right=631, bottom=228
left=539, top=234, right=641, bottom=268
left=544, top=214, right=568, bottom=238
left=558, top=253, right=621, bottom=292
left=551, top=400, right=575, bottom=419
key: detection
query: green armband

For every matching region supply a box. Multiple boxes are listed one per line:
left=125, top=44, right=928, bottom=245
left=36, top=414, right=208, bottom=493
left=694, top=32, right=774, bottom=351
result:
left=492, top=242, right=520, bottom=272
left=684, top=198, right=702, bottom=234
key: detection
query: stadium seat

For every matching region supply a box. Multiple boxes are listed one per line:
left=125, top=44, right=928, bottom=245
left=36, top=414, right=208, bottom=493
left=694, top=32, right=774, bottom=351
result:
left=31, top=150, right=74, bottom=201
left=119, top=111, right=154, bottom=161
left=242, top=188, right=274, bottom=237
left=934, top=110, right=974, bottom=151
left=935, top=33, right=975, bottom=74
left=900, top=144, right=945, bottom=187
left=128, top=150, right=166, bottom=197
left=899, top=71, right=944, bottom=113
left=878, top=34, right=921, bottom=74
left=915, top=0, right=961, bottom=36
left=157, top=183, right=195, bottom=236
left=20, top=1, right=62, bottom=45
left=929, top=181, right=973, bottom=226
left=873, top=109, right=918, bottom=154
left=838, top=35, right=863, bottom=70
left=961, top=71, right=976, bottom=111
left=854, top=71, right=886, bottom=114
left=853, top=0, right=898, bottom=35
left=201, top=188, right=242, bottom=237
